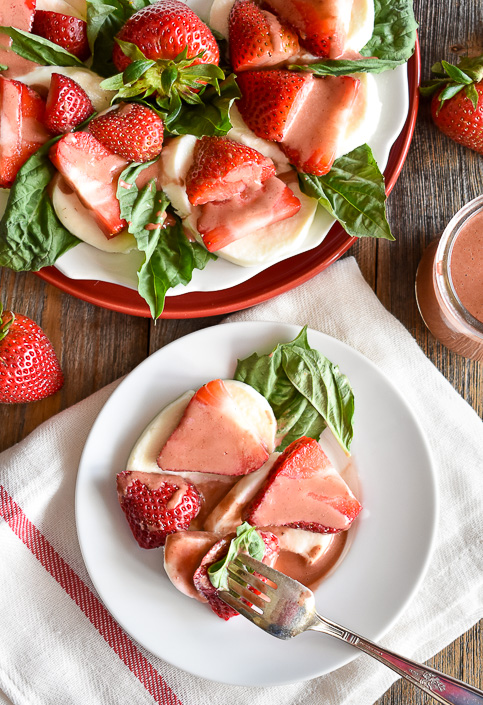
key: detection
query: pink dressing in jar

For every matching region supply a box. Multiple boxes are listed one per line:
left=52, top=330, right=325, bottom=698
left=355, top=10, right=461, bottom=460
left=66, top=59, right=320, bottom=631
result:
left=416, top=195, right=483, bottom=360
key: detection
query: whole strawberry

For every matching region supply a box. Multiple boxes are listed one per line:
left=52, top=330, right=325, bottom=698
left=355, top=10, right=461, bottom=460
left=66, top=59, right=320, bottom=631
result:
left=103, top=0, right=223, bottom=113
left=421, top=54, right=483, bottom=154
left=0, top=304, right=64, bottom=403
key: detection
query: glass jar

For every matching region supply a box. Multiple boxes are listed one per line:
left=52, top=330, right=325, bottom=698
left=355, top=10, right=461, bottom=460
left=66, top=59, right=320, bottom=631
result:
left=415, top=195, right=483, bottom=361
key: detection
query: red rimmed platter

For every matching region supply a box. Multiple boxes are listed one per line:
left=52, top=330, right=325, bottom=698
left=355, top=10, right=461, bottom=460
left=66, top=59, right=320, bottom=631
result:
left=37, top=40, right=420, bottom=319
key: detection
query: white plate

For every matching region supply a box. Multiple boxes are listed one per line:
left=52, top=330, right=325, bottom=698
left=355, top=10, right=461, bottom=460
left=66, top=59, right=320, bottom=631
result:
left=76, top=321, right=437, bottom=686
left=52, top=0, right=409, bottom=296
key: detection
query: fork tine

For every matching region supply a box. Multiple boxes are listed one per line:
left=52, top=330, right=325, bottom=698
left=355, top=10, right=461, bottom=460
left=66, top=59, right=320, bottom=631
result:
left=234, top=555, right=282, bottom=586
left=218, top=589, right=265, bottom=624
left=227, top=561, right=275, bottom=597
left=226, top=577, right=267, bottom=610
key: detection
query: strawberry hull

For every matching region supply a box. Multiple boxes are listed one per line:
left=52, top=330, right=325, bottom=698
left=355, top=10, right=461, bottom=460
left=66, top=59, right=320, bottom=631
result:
left=0, top=77, right=50, bottom=188
left=49, top=132, right=129, bottom=238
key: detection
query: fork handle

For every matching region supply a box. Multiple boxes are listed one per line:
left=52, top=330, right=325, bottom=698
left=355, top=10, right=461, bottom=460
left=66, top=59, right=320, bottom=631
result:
left=310, top=614, right=483, bottom=705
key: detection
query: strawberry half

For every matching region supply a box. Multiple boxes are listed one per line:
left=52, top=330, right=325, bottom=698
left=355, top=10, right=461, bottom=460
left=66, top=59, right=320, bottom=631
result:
left=0, top=77, right=50, bottom=188
left=44, top=73, right=94, bottom=135
left=116, top=471, right=201, bottom=549
left=49, top=132, right=128, bottom=238
left=197, top=175, right=301, bottom=252
left=244, top=436, right=362, bottom=533
left=236, top=69, right=313, bottom=142
left=157, top=379, right=270, bottom=476
left=185, top=135, right=275, bottom=205
left=263, top=0, right=341, bottom=58
left=89, top=103, right=164, bottom=163
left=0, top=303, right=64, bottom=404
left=193, top=529, right=279, bottom=620
left=32, top=10, right=90, bottom=61
left=421, top=55, right=483, bottom=155
left=228, top=0, right=299, bottom=73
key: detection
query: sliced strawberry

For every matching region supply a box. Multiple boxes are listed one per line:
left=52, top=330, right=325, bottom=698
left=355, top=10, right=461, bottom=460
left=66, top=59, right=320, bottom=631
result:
left=157, top=379, right=270, bottom=476
left=193, top=530, right=279, bottom=620
left=280, top=75, right=360, bottom=175
left=245, top=436, right=362, bottom=533
left=44, top=73, right=94, bottom=135
left=116, top=471, right=201, bottom=549
left=263, top=0, right=350, bottom=58
left=236, top=69, right=313, bottom=142
left=185, top=135, right=275, bottom=206
left=228, top=0, right=299, bottom=72
left=32, top=10, right=90, bottom=61
left=89, top=103, right=164, bottom=163
left=49, top=132, right=128, bottom=238
left=0, top=77, right=50, bottom=188
left=197, top=175, right=301, bottom=252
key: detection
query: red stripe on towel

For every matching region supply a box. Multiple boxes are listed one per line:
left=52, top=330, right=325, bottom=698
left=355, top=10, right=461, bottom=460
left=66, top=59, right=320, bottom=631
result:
left=0, top=485, right=183, bottom=705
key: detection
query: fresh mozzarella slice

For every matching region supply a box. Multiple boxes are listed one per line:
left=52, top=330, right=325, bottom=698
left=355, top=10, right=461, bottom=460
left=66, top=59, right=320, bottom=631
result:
left=35, top=0, right=87, bottom=20
left=15, top=66, right=114, bottom=112
left=204, top=456, right=278, bottom=534
left=269, top=527, right=334, bottom=564
left=209, top=0, right=234, bottom=38
left=129, top=381, right=277, bottom=473
left=345, top=0, right=375, bottom=54
left=227, top=105, right=290, bottom=173
left=184, top=175, right=317, bottom=267
left=164, top=531, right=219, bottom=601
left=51, top=175, right=137, bottom=253
left=337, top=72, right=381, bottom=158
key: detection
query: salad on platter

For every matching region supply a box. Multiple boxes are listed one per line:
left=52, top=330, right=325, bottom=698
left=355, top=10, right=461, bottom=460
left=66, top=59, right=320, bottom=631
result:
left=116, top=327, right=362, bottom=620
left=0, top=0, right=417, bottom=316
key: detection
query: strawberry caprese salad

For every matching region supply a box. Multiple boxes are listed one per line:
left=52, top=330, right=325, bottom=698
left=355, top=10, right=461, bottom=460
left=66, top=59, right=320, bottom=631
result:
left=0, top=0, right=417, bottom=315
left=116, top=328, right=361, bottom=620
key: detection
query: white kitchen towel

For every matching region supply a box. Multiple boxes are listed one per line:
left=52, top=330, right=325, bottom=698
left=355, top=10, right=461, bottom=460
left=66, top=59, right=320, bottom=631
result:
left=1, top=256, right=482, bottom=705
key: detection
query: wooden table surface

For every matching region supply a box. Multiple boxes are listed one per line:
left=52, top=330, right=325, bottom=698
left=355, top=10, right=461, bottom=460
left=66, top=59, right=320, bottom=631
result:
left=0, top=0, right=481, bottom=701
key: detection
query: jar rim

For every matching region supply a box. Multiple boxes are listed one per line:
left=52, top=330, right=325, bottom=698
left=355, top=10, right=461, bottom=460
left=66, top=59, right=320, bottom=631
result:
left=435, top=195, right=483, bottom=337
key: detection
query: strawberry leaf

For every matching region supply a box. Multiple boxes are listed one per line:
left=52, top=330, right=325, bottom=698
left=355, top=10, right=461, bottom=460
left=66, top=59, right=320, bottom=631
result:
left=208, top=523, right=265, bottom=591
left=440, top=60, right=473, bottom=85
left=465, top=83, right=480, bottom=110
left=0, top=26, right=85, bottom=67
left=298, top=144, right=393, bottom=241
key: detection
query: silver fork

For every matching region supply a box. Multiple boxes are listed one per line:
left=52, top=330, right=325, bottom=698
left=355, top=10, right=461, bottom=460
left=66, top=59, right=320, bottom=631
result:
left=220, top=555, right=483, bottom=705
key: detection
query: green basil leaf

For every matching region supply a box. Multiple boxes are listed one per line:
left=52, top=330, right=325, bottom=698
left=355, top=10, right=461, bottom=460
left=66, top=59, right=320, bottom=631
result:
left=165, top=73, right=240, bottom=136
left=282, top=348, right=355, bottom=454
left=235, top=327, right=327, bottom=450
left=117, top=166, right=216, bottom=319
left=0, top=139, right=80, bottom=271
left=290, top=56, right=405, bottom=77
left=298, top=144, right=394, bottom=241
left=208, top=523, right=265, bottom=591
left=361, top=0, right=418, bottom=63
left=0, top=63, right=7, bottom=70
left=0, top=26, right=84, bottom=66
